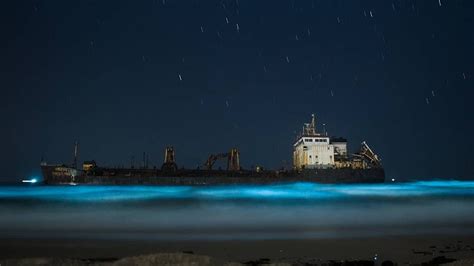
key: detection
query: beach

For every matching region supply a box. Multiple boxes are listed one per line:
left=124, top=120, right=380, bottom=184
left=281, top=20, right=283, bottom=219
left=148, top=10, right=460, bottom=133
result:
left=1, top=182, right=474, bottom=264
left=1, top=236, right=474, bottom=265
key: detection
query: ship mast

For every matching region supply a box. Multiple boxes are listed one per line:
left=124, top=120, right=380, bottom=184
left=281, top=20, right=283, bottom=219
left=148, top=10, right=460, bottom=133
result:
left=73, top=141, right=78, bottom=169
left=303, top=114, right=317, bottom=136
left=310, top=113, right=316, bottom=135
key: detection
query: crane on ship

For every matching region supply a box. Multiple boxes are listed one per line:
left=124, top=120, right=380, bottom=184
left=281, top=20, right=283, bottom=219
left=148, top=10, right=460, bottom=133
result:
left=354, top=141, right=381, bottom=167
left=204, top=148, right=240, bottom=171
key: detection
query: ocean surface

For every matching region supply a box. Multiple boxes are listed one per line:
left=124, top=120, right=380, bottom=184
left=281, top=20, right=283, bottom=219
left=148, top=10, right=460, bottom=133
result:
left=0, top=181, right=474, bottom=240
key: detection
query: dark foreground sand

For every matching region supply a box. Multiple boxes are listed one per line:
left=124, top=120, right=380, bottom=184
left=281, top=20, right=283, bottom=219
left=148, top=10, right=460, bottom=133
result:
left=1, top=236, right=474, bottom=265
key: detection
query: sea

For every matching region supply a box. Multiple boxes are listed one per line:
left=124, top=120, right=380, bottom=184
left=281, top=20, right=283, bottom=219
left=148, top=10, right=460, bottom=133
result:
left=0, top=181, right=473, bottom=240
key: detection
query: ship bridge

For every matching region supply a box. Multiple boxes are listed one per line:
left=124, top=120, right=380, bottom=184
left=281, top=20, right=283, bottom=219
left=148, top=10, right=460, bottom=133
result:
left=293, top=114, right=336, bottom=170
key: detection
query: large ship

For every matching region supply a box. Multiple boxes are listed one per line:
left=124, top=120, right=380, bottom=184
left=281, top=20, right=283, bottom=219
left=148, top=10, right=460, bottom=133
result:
left=40, top=115, right=385, bottom=185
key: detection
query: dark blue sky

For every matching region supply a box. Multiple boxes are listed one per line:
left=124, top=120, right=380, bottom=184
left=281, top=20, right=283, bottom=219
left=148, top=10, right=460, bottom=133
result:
left=1, top=0, right=473, bottom=181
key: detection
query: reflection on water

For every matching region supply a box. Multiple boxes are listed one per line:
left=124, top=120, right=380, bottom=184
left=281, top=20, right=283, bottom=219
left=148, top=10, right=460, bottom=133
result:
left=0, top=181, right=473, bottom=240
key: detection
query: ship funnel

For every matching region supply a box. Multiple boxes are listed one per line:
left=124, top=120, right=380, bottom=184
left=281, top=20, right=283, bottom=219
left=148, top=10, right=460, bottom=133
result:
left=162, top=146, right=178, bottom=172
left=228, top=148, right=240, bottom=171
left=164, top=147, right=176, bottom=164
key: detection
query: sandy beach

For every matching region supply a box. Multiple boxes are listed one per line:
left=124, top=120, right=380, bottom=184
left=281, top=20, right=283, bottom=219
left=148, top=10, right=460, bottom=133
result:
left=1, top=235, right=474, bottom=265
left=1, top=182, right=474, bottom=264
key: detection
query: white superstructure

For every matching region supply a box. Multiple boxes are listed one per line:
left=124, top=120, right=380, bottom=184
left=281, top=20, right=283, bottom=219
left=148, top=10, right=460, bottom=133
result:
left=293, top=114, right=345, bottom=170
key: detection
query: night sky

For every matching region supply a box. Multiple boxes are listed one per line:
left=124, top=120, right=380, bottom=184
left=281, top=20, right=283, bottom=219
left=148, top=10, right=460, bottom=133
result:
left=1, top=0, right=473, bottom=182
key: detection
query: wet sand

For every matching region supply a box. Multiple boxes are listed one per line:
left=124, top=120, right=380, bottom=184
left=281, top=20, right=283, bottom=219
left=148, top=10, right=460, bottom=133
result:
left=1, top=235, right=474, bottom=265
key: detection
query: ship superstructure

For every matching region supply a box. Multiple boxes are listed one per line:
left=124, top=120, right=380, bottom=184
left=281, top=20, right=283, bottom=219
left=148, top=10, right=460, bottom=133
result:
left=293, top=114, right=381, bottom=170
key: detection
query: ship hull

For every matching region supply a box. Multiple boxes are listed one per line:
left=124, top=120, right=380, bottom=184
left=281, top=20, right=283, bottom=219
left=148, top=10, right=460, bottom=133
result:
left=41, top=166, right=385, bottom=185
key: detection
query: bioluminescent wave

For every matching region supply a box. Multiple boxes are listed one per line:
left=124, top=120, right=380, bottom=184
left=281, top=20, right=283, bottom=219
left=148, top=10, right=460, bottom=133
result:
left=2, top=181, right=474, bottom=201
left=0, top=181, right=473, bottom=240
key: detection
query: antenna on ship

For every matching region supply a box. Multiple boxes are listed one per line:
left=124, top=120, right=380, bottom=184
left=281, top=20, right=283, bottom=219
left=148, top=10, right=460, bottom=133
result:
left=142, top=152, right=148, bottom=169
left=73, top=141, right=78, bottom=169
left=40, top=155, right=47, bottom=166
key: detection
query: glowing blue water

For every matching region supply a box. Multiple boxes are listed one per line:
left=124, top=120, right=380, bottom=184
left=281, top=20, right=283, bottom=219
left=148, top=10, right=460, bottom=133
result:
left=2, top=181, right=474, bottom=201
left=0, top=181, right=473, bottom=240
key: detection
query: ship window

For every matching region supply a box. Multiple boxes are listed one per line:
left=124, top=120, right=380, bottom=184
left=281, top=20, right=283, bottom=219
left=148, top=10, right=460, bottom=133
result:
left=305, top=139, right=313, bottom=142
left=309, top=155, right=312, bottom=158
